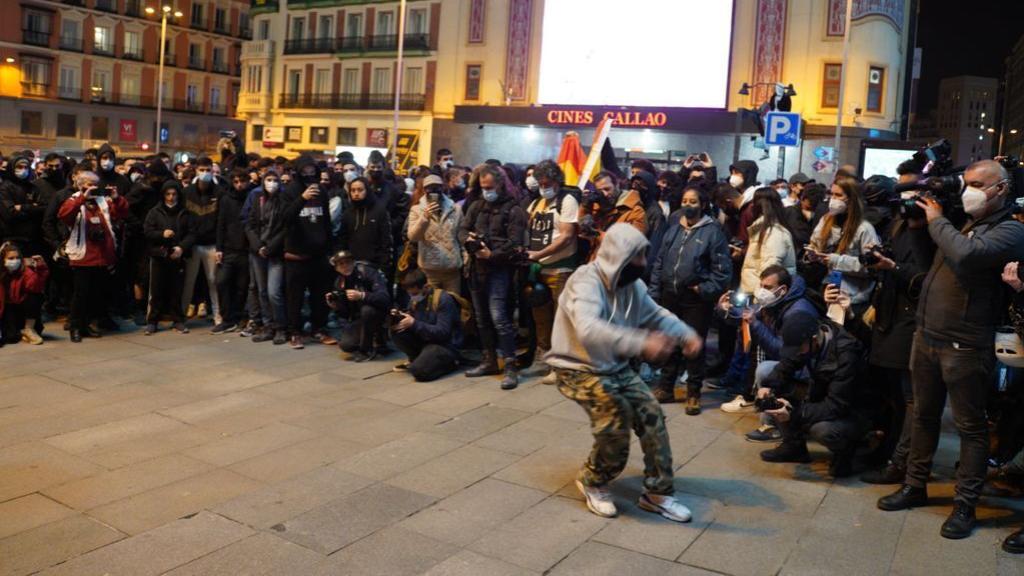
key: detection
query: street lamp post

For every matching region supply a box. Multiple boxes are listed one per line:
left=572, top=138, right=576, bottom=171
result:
left=147, top=5, right=182, bottom=155
left=391, top=0, right=407, bottom=172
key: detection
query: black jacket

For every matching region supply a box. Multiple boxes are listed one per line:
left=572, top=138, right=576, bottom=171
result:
left=333, top=263, right=391, bottom=322
left=217, top=186, right=249, bottom=254
left=96, top=144, right=132, bottom=198
left=245, top=189, right=289, bottom=258
left=0, top=152, right=46, bottom=248
left=368, top=177, right=410, bottom=250
left=126, top=181, right=162, bottom=238
left=42, top=187, right=75, bottom=255
left=283, top=189, right=333, bottom=258
left=917, top=206, right=1024, bottom=347
left=182, top=181, right=223, bottom=246
left=338, top=194, right=391, bottom=269
left=458, top=192, right=528, bottom=272
left=784, top=204, right=826, bottom=254
left=144, top=202, right=195, bottom=259
left=405, top=286, right=463, bottom=351
left=650, top=213, right=731, bottom=302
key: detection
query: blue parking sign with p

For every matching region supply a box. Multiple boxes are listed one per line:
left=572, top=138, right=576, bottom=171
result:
left=764, top=112, right=801, bottom=147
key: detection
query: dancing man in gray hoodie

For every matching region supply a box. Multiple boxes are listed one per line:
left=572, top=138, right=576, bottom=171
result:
left=546, top=223, right=703, bottom=522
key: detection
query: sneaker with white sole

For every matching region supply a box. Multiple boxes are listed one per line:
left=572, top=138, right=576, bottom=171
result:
left=720, top=394, right=755, bottom=414
left=575, top=479, right=617, bottom=518
left=638, top=493, right=692, bottom=523
left=745, top=424, right=782, bottom=443
left=20, top=327, right=43, bottom=345
left=541, top=370, right=558, bottom=385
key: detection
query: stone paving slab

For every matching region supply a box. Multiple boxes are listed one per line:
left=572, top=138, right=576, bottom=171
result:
left=0, top=493, right=77, bottom=540
left=0, top=514, right=125, bottom=576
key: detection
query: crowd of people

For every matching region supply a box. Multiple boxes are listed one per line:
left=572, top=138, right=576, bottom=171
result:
left=3, top=136, right=1024, bottom=548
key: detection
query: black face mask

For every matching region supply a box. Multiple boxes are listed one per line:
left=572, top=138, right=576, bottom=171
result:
left=367, top=170, right=382, bottom=181
left=682, top=205, right=702, bottom=220
left=617, top=262, right=645, bottom=287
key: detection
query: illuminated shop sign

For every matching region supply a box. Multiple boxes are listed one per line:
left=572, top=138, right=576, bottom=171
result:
left=545, top=110, right=668, bottom=128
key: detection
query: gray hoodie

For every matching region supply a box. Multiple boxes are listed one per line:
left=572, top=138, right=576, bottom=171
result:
left=545, top=224, right=696, bottom=374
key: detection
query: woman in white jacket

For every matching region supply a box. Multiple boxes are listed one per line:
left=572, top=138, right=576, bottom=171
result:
left=740, top=188, right=797, bottom=294
left=806, top=177, right=879, bottom=309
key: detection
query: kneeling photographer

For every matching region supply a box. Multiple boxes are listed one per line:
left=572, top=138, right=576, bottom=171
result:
left=389, top=269, right=463, bottom=382
left=326, top=250, right=391, bottom=362
left=877, top=159, right=1024, bottom=541
left=755, top=314, right=865, bottom=478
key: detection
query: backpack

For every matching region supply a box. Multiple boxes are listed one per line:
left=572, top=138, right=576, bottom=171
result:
left=430, top=288, right=473, bottom=325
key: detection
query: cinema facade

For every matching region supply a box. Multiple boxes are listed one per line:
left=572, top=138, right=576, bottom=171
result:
left=241, top=0, right=912, bottom=177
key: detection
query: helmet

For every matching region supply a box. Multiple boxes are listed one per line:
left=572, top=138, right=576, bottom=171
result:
left=995, top=327, right=1024, bottom=368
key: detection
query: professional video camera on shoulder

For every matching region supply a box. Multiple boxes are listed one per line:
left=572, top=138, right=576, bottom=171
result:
left=891, top=139, right=965, bottom=219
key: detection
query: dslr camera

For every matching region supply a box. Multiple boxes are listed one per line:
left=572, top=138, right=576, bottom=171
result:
left=858, top=244, right=894, bottom=267
left=388, top=308, right=406, bottom=326
left=464, top=234, right=485, bottom=254
left=754, top=393, right=783, bottom=412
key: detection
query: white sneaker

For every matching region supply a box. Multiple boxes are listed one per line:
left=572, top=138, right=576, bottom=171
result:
left=541, top=370, right=558, bottom=385
left=720, top=394, right=755, bottom=414
left=20, top=327, right=43, bottom=345
left=575, top=479, right=617, bottom=518
left=638, top=493, right=692, bottom=523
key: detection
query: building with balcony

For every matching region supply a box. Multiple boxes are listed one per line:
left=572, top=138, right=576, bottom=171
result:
left=0, top=0, right=250, bottom=157
left=240, top=0, right=911, bottom=179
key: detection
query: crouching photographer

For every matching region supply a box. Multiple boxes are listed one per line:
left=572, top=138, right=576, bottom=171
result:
left=755, top=314, right=865, bottom=478
left=877, top=159, right=1024, bottom=541
left=326, top=250, right=391, bottom=362
left=389, top=269, right=463, bottom=382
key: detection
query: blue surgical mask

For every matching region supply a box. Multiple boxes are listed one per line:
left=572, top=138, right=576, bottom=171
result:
left=4, top=258, right=21, bottom=272
left=482, top=188, right=499, bottom=203
left=198, top=172, right=213, bottom=183
left=100, top=159, right=114, bottom=172
left=14, top=168, right=30, bottom=180
left=540, top=187, right=556, bottom=200
left=410, top=293, right=426, bottom=305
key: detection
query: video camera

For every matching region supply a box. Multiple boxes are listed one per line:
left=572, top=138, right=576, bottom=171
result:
left=891, top=139, right=963, bottom=219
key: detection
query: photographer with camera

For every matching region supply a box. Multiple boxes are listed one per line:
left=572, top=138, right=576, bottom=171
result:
left=579, top=171, right=647, bottom=263
left=877, top=159, right=1024, bottom=540
left=326, top=250, right=391, bottom=362
left=57, top=171, right=128, bottom=342
left=459, top=164, right=528, bottom=390
left=754, top=312, right=864, bottom=477
left=649, top=184, right=732, bottom=413
left=389, top=269, right=463, bottom=382
left=406, top=174, right=463, bottom=294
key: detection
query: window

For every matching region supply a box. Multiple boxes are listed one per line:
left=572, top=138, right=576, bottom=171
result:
left=465, top=64, right=481, bottom=100
left=314, top=69, right=331, bottom=94
left=337, top=127, right=357, bottom=145
left=258, top=19, right=270, bottom=40
left=343, top=68, right=359, bottom=93
left=21, top=111, right=43, bottom=135
left=310, top=127, right=328, bottom=144
left=186, top=84, right=199, bottom=107
left=285, top=126, right=302, bottom=142
left=60, top=19, right=81, bottom=49
left=246, top=64, right=263, bottom=93
left=191, top=3, right=204, bottom=26
left=867, top=66, right=885, bottom=113
left=214, top=8, right=226, bottom=31
left=212, top=47, right=225, bottom=67
left=91, top=69, right=111, bottom=101
left=821, top=63, right=842, bottom=109
left=288, top=70, right=301, bottom=96
left=408, top=8, right=427, bottom=34
left=23, top=9, right=51, bottom=45
left=94, top=25, right=113, bottom=54
left=372, top=67, right=391, bottom=94
left=189, top=43, right=203, bottom=67
left=160, top=80, right=169, bottom=105
left=376, top=11, right=394, bottom=35
left=319, top=15, right=333, bottom=39
left=59, top=66, right=79, bottom=98
left=124, top=30, right=141, bottom=58
left=291, top=17, right=305, bottom=41
left=121, top=74, right=140, bottom=104
left=57, top=113, right=77, bottom=137
left=402, top=67, right=422, bottom=94
left=239, top=12, right=250, bottom=35
left=21, top=59, right=50, bottom=95
left=91, top=116, right=109, bottom=140
left=346, top=13, right=363, bottom=38
left=210, top=86, right=222, bottom=110
left=252, top=124, right=264, bottom=141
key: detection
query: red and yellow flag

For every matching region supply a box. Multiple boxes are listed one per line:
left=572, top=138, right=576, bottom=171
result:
left=557, top=131, right=587, bottom=187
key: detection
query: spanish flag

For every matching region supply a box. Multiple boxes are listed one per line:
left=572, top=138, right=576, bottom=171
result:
left=557, top=131, right=587, bottom=187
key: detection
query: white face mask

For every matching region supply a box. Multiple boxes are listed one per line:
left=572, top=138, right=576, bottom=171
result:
left=130, top=172, right=143, bottom=183
left=525, top=175, right=539, bottom=191
left=4, top=258, right=21, bottom=273
left=100, top=159, right=114, bottom=171
left=343, top=170, right=357, bottom=183
left=729, top=174, right=744, bottom=189
left=828, top=198, right=847, bottom=216
left=754, top=286, right=784, bottom=307
left=961, top=186, right=990, bottom=217
left=777, top=186, right=789, bottom=198
left=540, top=187, right=556, bottom=200
left=264, top=180, right=279, bottom=193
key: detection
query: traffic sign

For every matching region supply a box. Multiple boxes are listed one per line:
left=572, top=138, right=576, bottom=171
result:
left=764, top=111, right=801, bottom=147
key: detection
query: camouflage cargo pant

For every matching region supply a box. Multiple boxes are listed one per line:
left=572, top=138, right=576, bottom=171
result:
left=556, top=367, right=674, bottom=495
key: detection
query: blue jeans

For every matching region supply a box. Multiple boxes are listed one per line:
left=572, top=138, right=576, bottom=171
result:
left=249, top=254, right=285, bottom=329
left=470, top=266, right=516, bottom=361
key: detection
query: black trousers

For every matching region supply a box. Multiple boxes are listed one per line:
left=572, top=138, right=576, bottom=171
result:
left=216, top=251, right=249, bottom=325
left=870, top=365, right=914, bottom=467
left=147, top=257, right=185, bottom=324
left=70, top=266, right=111, bottom=331
left=284, top=258, right=331, bottom=335
left=2, top=294, right=43, bottom=343
left=906, top=331, right=994, bottom=507
left=391, top=329, right=460, bottom=382
left=338, top=305, right=385, bottom=353
left=779, top=415, right=866, bottom=455
left=657, top=290, right=713, bottom=396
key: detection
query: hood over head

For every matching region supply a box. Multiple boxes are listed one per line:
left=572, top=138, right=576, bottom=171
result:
left=5, top=151, right=32, bottom=181
left=730, top=160, right=759, bottom=190
left=630, top=170, right=658, bottom=206
left=595, top=223, right=649, bottom=291
left=97, top=143, right=117, bottom=165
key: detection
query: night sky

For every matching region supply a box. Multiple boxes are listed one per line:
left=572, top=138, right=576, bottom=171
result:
left=916, top=0, right=1024, bottom=114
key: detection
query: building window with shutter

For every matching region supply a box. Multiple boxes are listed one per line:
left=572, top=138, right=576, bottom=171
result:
left=465, top=64, right=481, bottom=101
left=821, top=63, right=842, bottom=109
left=866, top=66, right=885, bottom=113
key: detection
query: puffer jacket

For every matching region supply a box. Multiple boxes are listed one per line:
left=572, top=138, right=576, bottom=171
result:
left=407, top=194, right=463, bottom=271
left=650, top=213, right=732, bottom=302
left=740, top=216, right=797, bottom=293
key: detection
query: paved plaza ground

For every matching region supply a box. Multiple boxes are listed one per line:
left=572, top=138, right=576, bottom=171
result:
left=2, top=322, right=1024, bottom=575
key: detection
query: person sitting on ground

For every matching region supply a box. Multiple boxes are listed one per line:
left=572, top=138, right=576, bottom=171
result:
left=0, top=242, right=48, bottom=345
left=389, top=269, right=463, bottom=382
left=326, top=250, right=391, bottom=362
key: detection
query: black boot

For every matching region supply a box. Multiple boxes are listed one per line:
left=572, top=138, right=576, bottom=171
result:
left=1003, top=527, right=1024, bottom=553
left=829, top=451, right=855, bottom=478
left=877, top=484, right=928, bottom=511
left=466, top=351, right=500, bottom=377
left=70, top=329, right=83, bottom=343
left=760, top=441, right=811, bottom=463
left=860, top=462, right=906, bottom=485
left=940, top=502, right=976, bottom=539
left=500, top=362, right=519, bottom=390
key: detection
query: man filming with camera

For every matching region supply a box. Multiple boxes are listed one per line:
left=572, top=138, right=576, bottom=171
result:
left=877, top=159, right=1024, bottom=540
left=325, top=250, right=390, bottom=362
left=389, top=269, right=463, bottom=382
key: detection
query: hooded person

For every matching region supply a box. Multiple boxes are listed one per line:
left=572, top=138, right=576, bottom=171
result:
left=581, top=171, right=647, bottom=263
left=213, top=168, right=254, bottom=335
left=142, top=180, right=195, bottom=334
left=0, top=151, right=47, bottom=258
left=95, top=144, right=131, bottom=198
left=337, top=176, right=392, bottom=272
left=244, top=170, right=289, bottom=344
left=729, top=159, right=761, bottom=205
left=546, top=223, right=703, bottom=523
left=365, top=150, right=410, bottom=277
left=629, top=170, right=667, bottom=274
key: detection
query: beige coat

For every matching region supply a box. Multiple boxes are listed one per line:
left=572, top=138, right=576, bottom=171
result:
left=740, top=216, right=797, bottom=293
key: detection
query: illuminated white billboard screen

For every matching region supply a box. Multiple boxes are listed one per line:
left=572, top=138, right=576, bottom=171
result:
left=537, top=0, right=735, bottom=109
